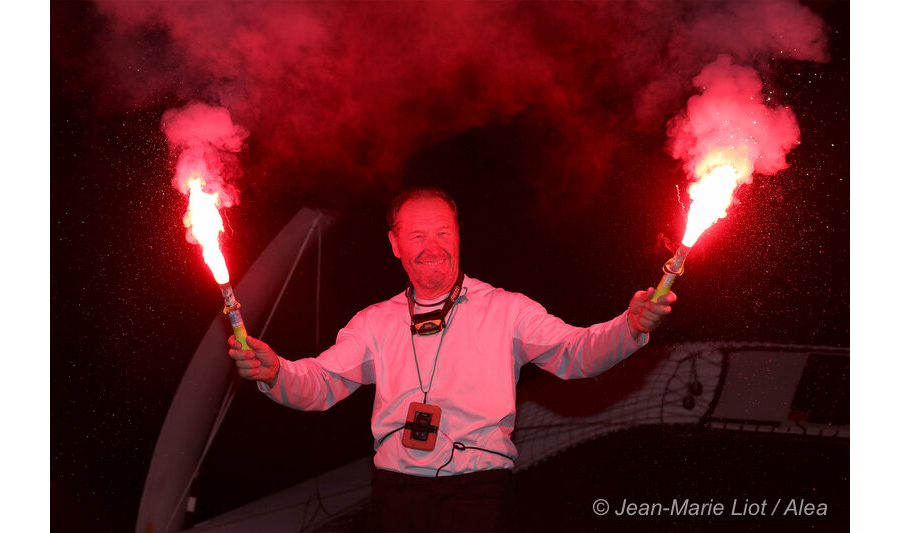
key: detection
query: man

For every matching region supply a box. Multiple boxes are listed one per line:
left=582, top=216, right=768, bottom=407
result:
left=228, top=187, right=676, bottom=531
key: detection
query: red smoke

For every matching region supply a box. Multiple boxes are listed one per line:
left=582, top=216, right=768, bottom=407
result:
left=161, top=102, right=249, bottom=209
left=90, top=0, right=830, bottom=199
left=667, top=54, right=802, bottom=181
left=625, top=0, right=829, bottom=126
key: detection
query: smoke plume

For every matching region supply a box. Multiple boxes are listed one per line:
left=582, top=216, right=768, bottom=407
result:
left=87, top=0, right=830, bottom=200
left=161, top=102, right=249, bottom=209
left=667, top=54, right=802, bottom=181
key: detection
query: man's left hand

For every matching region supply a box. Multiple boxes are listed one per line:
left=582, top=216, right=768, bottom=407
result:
left=627, top=287, right=676, bottom=340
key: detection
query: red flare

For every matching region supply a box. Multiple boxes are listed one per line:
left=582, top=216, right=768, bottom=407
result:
left=681, top=147, right=752, bottom=246
left=184, top=176, right=230, bottom=284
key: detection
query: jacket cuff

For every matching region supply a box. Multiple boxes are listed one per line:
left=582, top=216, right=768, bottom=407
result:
left=257, top=356, right=285, bottom=395
left=619, top=310, right=649, bottom=348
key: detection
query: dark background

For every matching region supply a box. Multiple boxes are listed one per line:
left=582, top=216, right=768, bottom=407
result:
left=51, top=1, right=848, bottom=531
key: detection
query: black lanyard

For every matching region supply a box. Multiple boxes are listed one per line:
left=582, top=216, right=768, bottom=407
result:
left=406, top=270, right=465, bottom=335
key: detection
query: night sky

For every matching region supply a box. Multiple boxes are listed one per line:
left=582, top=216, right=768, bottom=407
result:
left=49, top=1, right=850, bottom=531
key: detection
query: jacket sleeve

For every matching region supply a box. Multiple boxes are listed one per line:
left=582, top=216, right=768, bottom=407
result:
left=257, top=311, right=376, bottom=411
left=512, top=296, right=648, bottom=379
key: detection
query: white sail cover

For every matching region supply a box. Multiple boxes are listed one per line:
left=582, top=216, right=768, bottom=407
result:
left=136, top=208, right=330, bottom=533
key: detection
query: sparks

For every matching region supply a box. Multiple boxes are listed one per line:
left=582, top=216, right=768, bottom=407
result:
left=184, top=176, right=230, bottom=284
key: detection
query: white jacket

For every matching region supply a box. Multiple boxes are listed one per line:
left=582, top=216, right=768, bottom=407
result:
left=260, top=276, right=648, bottom=476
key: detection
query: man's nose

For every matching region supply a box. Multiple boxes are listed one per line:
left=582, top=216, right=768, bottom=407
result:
left=423, top=234, right=442, bottom=251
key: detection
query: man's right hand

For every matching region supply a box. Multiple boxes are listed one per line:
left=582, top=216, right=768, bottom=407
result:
left=228, top=335, right=281, bottom=388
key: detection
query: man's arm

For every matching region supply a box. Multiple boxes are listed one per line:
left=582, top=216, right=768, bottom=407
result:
left=513, top=288, right=676, bottom=379
left=227, top=314, right=375, bottom=411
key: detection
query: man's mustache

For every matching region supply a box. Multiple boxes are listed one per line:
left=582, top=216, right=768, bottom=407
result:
left=415, top=250, right=450, bottom=262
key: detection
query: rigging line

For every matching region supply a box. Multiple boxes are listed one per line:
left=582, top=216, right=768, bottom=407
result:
left=205, top=213, right=325, bottom=459
left=163, top=376, right=242, bottom=532
left=261, top=211, right=325, bottom=338
left=308, top=218, right=340, bottom=519
left=208, top=213, right=324, bottom=480
left=163, top=212, right=325, bottom=532
left=316, top=218, right=322, bottom=353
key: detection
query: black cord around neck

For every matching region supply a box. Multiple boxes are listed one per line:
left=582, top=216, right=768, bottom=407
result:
left=412, top=296, right=448, bottom=307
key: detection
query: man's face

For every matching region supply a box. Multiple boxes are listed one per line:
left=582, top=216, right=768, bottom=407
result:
left=388, top=196, right=460, bottom=299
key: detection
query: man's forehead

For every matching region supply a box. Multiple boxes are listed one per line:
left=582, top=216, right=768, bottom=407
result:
left=396, top=197, right=457, bottom=228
